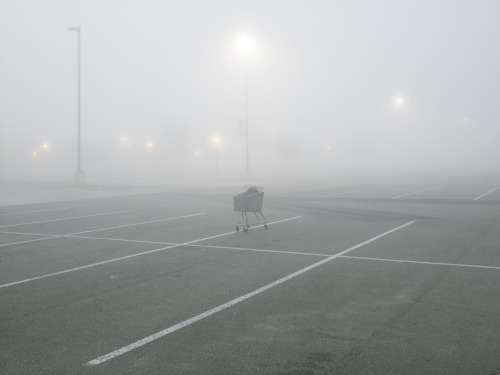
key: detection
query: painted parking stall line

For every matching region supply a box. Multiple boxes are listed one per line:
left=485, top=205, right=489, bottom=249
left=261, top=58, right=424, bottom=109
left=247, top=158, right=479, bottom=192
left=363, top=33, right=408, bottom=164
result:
left=0, top=210, right=134, bottom=229
left=0, top=213, right=206, bottom=248
left=391, top=186, right=440, bottom=199
left=66, top=235, right=178, bottom=246
left=0, top=207, right=70, bottom=216
left=56, top=236, right=330, bottom=258
left=0, top=235, right=62, bottom=248
left=0, top=216, right=301, bottom=289
left=85, top=219, right=416, bottom=366
left=2, top=230, right=323, bottom=258
left=187, top=244, right=331, bottom=258
left=341, top=255, right=500, bottom=270
left=63, top=213, right=206, bottom=237
left=473, top=187, right=499, bottom=201
left=0, top=230, right=57, bottom=237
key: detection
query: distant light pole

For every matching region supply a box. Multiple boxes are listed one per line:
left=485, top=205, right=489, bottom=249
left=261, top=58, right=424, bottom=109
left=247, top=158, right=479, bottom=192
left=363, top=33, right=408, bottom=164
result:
left=213, top=137, right=220, bottom=171
left=236, top=34, right=256, bottom=175
left=68, top=26, right=84, bottom=184
left=243, top=60, right=249, bottom=174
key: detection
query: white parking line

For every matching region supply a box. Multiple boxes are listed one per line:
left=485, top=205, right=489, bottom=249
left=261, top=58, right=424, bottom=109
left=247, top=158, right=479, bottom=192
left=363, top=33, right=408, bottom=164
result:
left=63, top=213, right=206, bottom=237
left=341, top=255, right=500, bottom=270
left=0, top=235, right=61, bottom=248
left=391, top=186, right=439, bottom=199
left=0, top=210, right=134, bottom=228
left=188, top=244, right=330, bottom=257
left=67, top=235, right=178, bottom=246
left=0, top=207, right=70, bottom=216
left=0, top=216, right=301, bottom=289
left=0, top=213, right=206, bottom=248
left=0, top=230, right=56, bottom=237
left=13, top=233, right=330, bottom=257
left=473, top=187, right=499, bottom=201
left=84, top=219, right=415, bottom=366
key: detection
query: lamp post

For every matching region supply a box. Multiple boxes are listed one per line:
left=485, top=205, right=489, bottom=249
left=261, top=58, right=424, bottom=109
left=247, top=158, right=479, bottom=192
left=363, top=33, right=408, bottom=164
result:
left=243, top=60, right=249, bottom=175
left=68, top=26, right=84, bottom=184
left=236, top=34, right=256, bottom=175
left=214, top=137, right=220, bottom=172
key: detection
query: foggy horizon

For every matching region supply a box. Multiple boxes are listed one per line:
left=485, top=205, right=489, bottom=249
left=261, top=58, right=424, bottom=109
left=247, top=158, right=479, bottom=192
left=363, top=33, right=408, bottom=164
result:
left=1, top=0, right=499, bottom=183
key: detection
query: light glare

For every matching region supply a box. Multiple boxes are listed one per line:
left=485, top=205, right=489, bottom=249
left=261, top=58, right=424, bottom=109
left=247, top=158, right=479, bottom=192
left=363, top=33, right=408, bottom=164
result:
left=236, top=34, right=256, bottom=56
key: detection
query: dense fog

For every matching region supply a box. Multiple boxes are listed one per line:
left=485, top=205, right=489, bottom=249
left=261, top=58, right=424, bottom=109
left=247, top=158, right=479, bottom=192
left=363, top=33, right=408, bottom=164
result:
left=1, top=0, right=499, bottom=183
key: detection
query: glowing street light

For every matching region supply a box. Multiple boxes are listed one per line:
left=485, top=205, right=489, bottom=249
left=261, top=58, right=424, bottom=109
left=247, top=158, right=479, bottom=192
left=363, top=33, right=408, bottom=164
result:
left=235, top=33, right=256, bottom=175
left=236, top=34, right=256, bottom=56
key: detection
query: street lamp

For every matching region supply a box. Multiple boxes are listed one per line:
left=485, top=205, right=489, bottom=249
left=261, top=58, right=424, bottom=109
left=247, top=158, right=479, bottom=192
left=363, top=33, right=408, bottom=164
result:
left=213, top=136, right=220, bottom=172
left=68, top=26, right=84, bottom=184
left=236, top=34, right=256, bottom=175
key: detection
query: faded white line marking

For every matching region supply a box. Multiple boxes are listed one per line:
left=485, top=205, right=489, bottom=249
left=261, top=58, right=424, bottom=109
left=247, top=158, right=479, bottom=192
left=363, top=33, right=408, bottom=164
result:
left=0, top=235, right=64, bottom=248
left=62, top=213, right=206, bottom=237
left=32, top=234, right=329, bottom=257
left=0, top=213, right=205, bottom=248
left=391, top=186, right=439, bottom=199
left=0, top=230, right=56, bottom=237
left=67, top=235, right=178, bottom=246
left=0, top=216, right=301, bottom=289
left=0, top=207, right=70, bottom=216
left=187, top=244, right=330, bottom=257
left=0, top=210, right=134, bottom=229
left=473, top=187, right=499, bottom=201
left=85, top=220, right=415, bottom=366
left=341, top=255, right=500, bottom=270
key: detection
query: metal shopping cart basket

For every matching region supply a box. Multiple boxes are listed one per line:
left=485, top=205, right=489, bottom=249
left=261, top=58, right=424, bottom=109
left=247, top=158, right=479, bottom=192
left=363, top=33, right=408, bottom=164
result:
left=234, top=186, right=267, bottom=232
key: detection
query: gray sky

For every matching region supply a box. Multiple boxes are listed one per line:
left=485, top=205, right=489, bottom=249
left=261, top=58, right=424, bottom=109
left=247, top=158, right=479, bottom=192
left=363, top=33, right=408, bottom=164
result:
left=1, top=0, right=499, bottom=178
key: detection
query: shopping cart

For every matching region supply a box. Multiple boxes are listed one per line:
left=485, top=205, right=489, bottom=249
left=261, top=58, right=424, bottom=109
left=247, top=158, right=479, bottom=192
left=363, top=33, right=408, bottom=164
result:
left=234, top=186, right=268, bottom=232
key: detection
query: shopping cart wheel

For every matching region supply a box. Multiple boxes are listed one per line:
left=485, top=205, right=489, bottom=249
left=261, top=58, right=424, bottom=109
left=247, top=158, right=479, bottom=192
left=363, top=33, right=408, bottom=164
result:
left=264, top=224, right=268, bottom=230
left=243, top=226, right=248, bottom=232
left=236, top=226, right=240, bottom=232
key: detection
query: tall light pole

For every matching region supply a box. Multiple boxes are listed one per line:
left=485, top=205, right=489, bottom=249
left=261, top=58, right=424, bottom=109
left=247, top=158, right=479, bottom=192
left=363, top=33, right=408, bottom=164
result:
left=213, top=136, right=220, bottom=172
left=68, top=26, right=84, bottom=184
left=244, top=60, right=249, bottom=174
left=236, top=34, right=256, bottom=175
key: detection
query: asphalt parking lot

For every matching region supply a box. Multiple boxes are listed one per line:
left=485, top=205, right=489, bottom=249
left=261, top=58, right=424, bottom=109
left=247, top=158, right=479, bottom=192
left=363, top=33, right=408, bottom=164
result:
left=1, top=178, right=499, bottom=374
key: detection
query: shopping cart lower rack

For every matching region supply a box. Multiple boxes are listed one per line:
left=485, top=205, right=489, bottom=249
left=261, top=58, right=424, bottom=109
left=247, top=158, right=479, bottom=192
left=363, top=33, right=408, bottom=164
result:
left=234, top=186, right=267, bottom=232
